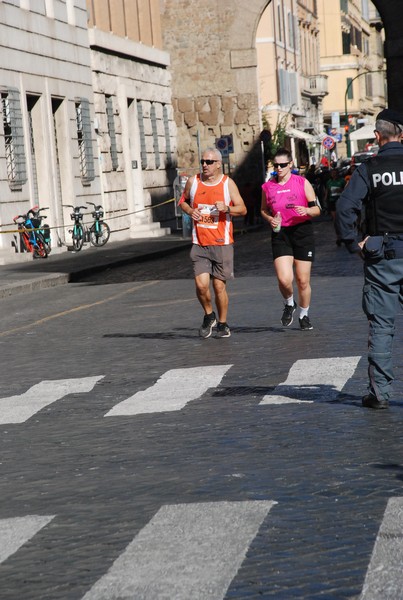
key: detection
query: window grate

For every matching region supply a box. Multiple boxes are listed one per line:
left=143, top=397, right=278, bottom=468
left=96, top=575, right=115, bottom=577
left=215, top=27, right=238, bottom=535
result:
left=1, top=88, right=27, bottom=191
left=150, top=103, right=160, bottom=169
left=163, top=104, right=172, bottom=166
left=137, top=100, right=147, bottom=170
left=75, top=98, right=95, bottom=184
left=105, top=95, right=118, bottom=171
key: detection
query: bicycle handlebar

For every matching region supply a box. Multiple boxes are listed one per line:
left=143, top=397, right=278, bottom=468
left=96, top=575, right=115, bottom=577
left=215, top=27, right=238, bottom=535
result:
left=87, top=201, right=103, bottom=210
left=63, top=205, right=87, bottom=210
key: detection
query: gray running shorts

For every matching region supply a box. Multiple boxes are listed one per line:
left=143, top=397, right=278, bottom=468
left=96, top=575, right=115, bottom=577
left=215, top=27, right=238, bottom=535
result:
left=190, top=244, right=234, bottom=280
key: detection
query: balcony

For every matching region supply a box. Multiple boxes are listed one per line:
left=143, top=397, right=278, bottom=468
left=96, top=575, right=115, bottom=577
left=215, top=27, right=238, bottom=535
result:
left=305, top=74, right=329, bottom=97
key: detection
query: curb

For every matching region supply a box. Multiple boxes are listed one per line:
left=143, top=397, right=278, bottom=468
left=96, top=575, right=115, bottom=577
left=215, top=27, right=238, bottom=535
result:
left=0, top=273, right=70, bottom=299
left=0, top=242, right=192, bottom=298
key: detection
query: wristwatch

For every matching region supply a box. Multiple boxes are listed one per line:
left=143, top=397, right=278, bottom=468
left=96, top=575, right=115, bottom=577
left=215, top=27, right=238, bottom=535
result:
left=226, top=205, right=231, bottom=214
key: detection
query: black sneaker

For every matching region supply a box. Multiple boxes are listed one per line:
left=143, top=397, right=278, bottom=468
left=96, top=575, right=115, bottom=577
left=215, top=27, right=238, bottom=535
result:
left=217, top=322, right=231, bottom=338
left=199, top=311, right=217, bottom=338
left=281, top=302, right=297, bottom=326
left=362, top=393, right=389, bottom=409
left=299, top=315, right=313, bottom=330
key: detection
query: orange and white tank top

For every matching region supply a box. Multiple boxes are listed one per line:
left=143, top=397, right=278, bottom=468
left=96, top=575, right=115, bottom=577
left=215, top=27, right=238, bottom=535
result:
left=189, top=174, right=233, bottom=246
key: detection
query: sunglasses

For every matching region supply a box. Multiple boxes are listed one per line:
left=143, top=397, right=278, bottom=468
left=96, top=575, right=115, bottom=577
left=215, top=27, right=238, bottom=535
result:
left=273, top=162, right=291, bottom=169
left=200, top=159, right=219, bottom=165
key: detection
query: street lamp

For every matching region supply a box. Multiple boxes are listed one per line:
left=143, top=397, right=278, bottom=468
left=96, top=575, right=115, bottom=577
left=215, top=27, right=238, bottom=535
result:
left=344, top=69, right=386, bottom=157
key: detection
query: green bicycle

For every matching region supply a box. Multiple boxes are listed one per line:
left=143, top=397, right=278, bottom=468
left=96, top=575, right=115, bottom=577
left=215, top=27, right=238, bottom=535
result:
left=87, top=202, right=110, bottom=247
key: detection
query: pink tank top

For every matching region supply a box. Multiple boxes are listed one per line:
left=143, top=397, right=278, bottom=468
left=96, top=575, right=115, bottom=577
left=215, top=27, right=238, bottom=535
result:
left=262, top=173, right=310, bottom=227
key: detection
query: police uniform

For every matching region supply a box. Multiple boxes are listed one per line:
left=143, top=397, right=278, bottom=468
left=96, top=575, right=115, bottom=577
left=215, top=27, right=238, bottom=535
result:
left=337, top=109, right=403, bottom=409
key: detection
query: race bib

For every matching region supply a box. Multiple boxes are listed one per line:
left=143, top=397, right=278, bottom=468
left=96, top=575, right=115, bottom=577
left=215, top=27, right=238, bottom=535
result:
left=197, top=204, right=219, bottom=229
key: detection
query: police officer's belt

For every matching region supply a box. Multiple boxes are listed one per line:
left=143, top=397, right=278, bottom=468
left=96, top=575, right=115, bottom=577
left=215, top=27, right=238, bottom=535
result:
left=363, top=234, right=403, bottom=260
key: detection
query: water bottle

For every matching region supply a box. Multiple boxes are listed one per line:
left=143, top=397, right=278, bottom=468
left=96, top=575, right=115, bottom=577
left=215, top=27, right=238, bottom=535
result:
left=273, top=211, right=282, bottom=233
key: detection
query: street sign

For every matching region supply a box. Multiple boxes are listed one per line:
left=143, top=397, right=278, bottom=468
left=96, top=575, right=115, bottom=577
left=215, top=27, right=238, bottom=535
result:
left=331, top=111, right=340, bottom=129
left=216, top=134, right=233, bottom=157
left=216, top=137, right=229, bottom=157
left=322, top=136, right=335, bottom=150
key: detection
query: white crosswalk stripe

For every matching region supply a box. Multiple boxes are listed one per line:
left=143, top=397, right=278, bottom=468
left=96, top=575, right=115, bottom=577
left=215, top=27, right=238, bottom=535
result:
left=360, top=497, right=403, bottom=599
left=105, top=365, right=233, bottom=416
left=259, top=356, right=361, bottom=405
left=0, top=376, right=104, bottom=424
left=81, top=500, right=276, bottom=600
left=0, top=358, right=362, bottom=423
left=0, top=515, right=54, bottom=563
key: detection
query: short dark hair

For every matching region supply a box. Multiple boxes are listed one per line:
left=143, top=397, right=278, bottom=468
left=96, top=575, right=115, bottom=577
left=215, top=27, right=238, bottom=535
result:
left=274, top=148, right=292, bottom=162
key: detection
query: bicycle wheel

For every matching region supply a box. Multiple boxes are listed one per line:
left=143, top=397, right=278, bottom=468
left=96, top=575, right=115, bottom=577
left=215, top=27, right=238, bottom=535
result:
left=33, top=234, right=48, bottom=259
left=90, top=222, right=110, bottom=247
left=20, top=232, right=33, bottom=254
left=72, top=224, right=84, bottom=251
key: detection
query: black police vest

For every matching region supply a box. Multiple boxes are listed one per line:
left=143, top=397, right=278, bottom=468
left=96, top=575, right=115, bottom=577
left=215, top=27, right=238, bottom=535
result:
left=365, top=155, right=403, bottom=235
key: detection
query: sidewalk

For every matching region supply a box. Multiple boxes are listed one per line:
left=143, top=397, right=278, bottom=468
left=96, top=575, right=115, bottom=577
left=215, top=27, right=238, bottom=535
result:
left=0, top=234, right=193, bottom=299
left=0, top=215, right=258, bottom=299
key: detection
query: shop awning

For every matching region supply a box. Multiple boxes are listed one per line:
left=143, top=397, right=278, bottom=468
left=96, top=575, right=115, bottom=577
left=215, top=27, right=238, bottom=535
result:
left=286, top=128, right=314, bottom=141
left=349, top=124, right=376, bottom=141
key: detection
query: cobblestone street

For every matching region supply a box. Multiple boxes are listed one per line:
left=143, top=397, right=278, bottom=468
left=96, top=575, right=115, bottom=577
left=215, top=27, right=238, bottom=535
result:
left=1, top=217, right=403, bottom=599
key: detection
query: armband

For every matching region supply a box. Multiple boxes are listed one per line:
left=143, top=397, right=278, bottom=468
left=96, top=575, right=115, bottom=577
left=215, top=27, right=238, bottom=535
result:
left=307, top=201, right=316, bottom=208
left=178, top=193, right=187, bottom=206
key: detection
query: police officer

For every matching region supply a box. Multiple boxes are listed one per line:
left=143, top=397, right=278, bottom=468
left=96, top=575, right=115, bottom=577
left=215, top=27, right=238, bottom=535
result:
left=337, top=109, right=403, bottom=409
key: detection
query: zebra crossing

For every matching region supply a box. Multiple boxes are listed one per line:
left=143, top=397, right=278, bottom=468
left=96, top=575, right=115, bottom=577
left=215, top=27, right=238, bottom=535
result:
left=81, top=500, right=276, bottom=600
left=2, top=355, right=401, bottom=598
left=1, top=503, right=272, bottom=600
left=0, top=376, right=103, bottom=424
left=260, top=356, right=361, bottom=404
left=0, top=515, right=54, bottom=564
left=0, top=356, right=362, bottom=424
left=1, top=499, right=402, bottom=599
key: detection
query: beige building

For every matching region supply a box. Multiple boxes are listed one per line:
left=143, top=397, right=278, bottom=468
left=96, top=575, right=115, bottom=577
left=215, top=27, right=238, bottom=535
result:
left=318, top=0, right=386, bottom=157
left=87, top=0, right=177, bottom=237
left=0, top=0, right=176, bottom=263
left=256, top=0, right=328, bottom=166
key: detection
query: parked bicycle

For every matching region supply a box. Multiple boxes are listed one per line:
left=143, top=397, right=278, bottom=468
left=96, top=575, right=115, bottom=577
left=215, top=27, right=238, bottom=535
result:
left=64, top=204, right=87, bottom=251
left=13, top=206, right=50, bottom=259
left=87, top=202, right=110, bottom=247
left=28, top=206, right=51, bottom=254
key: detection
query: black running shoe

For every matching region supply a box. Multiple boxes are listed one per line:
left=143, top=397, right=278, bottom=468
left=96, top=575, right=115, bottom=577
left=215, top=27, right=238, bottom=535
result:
left=281, top=302, right=297, bottom=326
left=299, top=315, right=313, bottom=330
left=199, top=311, right=217, bottom=338
left=217, top=322, right=231, bottom=338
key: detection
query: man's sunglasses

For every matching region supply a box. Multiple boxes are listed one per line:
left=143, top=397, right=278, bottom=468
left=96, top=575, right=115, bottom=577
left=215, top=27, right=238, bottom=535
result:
left=200, top=159, right=219, bottom=165
left=273, top=162, right=291, bottom=169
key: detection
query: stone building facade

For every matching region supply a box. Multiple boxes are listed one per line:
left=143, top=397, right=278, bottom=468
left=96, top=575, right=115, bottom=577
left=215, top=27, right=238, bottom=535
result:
left=0, top=0, right=177, bottom=262
left=160, top=0, right=270, bottom=176
left=0, top=0, right=100, bottom=261
left=87, top=0, right=177, bottom=236
left=318, top=0, right=386, bottom=157
left=256, top=0, right=328, bottom=167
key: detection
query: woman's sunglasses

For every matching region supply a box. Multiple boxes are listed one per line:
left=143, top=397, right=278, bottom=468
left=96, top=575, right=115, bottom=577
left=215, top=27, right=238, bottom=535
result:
left=273, top=162, right=291, bottom=169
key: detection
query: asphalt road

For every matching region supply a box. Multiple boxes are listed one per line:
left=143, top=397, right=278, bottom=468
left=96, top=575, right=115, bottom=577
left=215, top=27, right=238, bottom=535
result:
left=1, top=217, right=403, bottom=599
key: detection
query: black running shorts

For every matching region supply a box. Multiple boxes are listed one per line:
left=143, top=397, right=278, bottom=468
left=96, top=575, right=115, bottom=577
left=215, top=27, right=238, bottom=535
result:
left=271, top=221, right=315, bottom=262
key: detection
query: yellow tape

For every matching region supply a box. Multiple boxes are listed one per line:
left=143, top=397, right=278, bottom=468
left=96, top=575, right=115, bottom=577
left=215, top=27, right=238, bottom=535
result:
left=0, top=197, right=176, bottom=234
